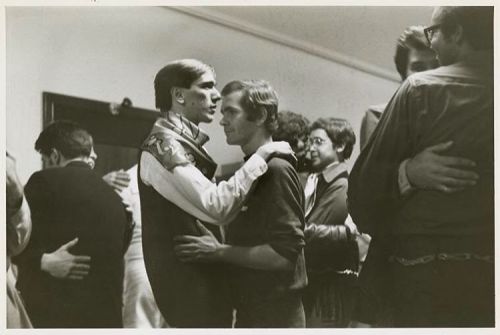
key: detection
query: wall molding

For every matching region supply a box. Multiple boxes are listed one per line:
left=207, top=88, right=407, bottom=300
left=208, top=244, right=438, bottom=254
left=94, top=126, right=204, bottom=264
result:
left=167, top=6, right=400, bottom=83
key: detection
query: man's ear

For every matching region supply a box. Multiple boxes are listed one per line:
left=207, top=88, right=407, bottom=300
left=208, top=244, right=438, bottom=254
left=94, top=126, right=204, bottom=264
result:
left=49, top=148, right=61, bottom=166
left=335, top=143, right=346, bottom=154
left=452, top=24, right=465, bottom=45
left=254, top=108, right=268, bottom=127
left=171, top=87, right=185, bottom=105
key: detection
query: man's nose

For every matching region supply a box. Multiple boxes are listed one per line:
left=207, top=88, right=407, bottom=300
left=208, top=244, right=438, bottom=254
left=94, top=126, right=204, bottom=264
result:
left=219, top=116, right=227, bottom=126
left=212, top=88, right=221, bottom=102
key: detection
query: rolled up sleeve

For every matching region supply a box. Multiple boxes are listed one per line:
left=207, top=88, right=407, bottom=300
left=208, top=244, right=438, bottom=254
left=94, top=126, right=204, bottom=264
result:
left=265, top=162, right=305, bottom=263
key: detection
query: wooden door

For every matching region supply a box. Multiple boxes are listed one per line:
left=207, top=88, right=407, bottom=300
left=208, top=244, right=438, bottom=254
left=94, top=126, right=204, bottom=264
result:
left=43, top=92, right=159, bottom=176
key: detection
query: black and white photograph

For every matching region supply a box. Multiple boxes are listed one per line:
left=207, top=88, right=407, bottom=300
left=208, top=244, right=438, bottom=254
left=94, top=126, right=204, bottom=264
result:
left=3, top=1, right=497, bottom=331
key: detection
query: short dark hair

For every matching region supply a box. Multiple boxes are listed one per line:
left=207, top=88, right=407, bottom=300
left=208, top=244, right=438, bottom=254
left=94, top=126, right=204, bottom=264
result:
left=154, top=59, right=215, bottom=110
left=221, top=80, right=279, bottom=134
left=310, top=117, right=355, bottom=160
left=435, top=6, right=493, bottom=51
left=35, top=120, right=93, bottom=159
left=394, top=26, right=433, bottom=80
left=274, top=111, right=310, bottom=148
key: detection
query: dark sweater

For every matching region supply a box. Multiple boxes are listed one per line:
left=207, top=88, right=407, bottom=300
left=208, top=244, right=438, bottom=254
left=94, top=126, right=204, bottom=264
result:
left=226, top=156, right=307, bottom=310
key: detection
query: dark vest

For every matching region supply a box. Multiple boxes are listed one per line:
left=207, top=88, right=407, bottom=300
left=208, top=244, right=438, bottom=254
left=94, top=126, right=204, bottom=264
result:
left=138, top=118, right=232, bottom=327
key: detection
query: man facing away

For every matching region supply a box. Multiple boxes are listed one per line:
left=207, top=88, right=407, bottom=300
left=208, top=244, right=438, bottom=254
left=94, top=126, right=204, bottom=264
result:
left=348, top=6, right=494, bottom=327
left=13, top=121, right=130, bottom=328
left=174, top=80, right=307, bottom=328
left=138, top=60, right=293, bottom=327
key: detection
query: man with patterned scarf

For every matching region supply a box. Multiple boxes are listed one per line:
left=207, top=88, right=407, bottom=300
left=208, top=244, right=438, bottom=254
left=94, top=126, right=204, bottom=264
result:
left=138, top=59, right=292, bottom=327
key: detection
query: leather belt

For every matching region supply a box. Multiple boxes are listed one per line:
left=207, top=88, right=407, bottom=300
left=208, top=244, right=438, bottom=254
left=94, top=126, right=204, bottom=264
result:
left=389, top=253, right=494, bottom=266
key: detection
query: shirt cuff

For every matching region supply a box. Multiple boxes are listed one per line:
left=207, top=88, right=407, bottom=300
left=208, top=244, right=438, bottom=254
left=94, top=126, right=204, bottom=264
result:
left=398, top=159, right=415, bottom=196
left=242, top=154, right=268, bottom=179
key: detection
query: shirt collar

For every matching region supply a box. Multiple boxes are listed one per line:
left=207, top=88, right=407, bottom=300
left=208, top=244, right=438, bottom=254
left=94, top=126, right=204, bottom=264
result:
left=65, top=160, right=92, bottom=169
left=157, top=112, right=210, bottom=147
left=321, top=161, right=348, bottom=183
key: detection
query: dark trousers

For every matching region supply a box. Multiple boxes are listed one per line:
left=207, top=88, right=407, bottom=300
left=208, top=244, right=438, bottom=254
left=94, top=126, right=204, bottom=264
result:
left=391, top=259, right=494, bottom=327
left=234, top=293, right=305, bottom=328
left=390, top=234, right=494, bottom=327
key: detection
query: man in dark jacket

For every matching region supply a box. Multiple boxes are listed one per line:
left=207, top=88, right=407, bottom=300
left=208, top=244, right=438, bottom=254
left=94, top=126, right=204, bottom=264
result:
left=14, top=121, right=130, bottom=328
left=302, top=117, right=359, bottom=327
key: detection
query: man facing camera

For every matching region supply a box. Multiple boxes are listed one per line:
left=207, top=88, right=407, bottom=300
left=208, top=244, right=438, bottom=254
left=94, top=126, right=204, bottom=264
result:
left=302, top=118, right=359, bottom=327
left=13, top=121, right=130, bottom=328
left=174, top=80, right=307, bottom=328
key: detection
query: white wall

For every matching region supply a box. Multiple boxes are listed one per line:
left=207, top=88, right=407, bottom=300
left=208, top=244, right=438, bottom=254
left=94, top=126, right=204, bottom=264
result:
left=7, top=6, right=399, bottom=182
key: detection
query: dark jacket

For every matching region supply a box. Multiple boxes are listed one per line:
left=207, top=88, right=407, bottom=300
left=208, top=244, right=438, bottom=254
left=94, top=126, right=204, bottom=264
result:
left=304, top=163, right=358, bottom=274
left=13, top=161, right=129, bottom=328
left=303, top=162, right=359, bottom=327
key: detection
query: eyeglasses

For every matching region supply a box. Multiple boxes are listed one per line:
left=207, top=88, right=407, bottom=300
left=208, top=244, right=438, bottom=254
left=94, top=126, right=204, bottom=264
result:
left=424, top=23, right=442, bottom=46
left=308, top=137, right=328, bottom=147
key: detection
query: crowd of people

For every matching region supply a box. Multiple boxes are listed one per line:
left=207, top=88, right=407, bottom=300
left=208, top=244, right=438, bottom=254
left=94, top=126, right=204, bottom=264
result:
left=6, top=6, right=494, bottom=328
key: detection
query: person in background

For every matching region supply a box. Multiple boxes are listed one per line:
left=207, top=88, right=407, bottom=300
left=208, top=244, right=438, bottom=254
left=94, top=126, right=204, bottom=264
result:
left=301, top=118, right=358, bottom=327
left=274, top=110, right=311, bottom=175
left=119, top=165, right=168, bottom=328
left=360, top=25, right=439, bottom=150
left=13, top=120, right=130, bottom=328
left=101, top=166, right=167, bottom=328
left=349, top=6, right=493, bottom=327
left=6, top=152, right=33, bottom=328
left=102, top=169, right=131, bottom=192
left=174, top=80, right=307, bottom=327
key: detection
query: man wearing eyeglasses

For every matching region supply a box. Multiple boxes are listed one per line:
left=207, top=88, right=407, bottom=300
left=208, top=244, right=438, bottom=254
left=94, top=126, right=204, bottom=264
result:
left=349, top=7, right=494, bottom=327
left=301, top=117, right=359, bottom=327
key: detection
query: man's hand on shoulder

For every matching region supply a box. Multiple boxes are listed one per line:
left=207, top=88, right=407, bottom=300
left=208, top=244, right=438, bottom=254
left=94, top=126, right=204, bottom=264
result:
left=256, top=141, right=295, bottom=162
left=406, top=141, right=479, bottom=193
left=41, top=237, right=91, bottom=280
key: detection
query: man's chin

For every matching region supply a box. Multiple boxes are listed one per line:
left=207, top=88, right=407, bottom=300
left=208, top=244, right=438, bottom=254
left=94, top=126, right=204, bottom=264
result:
left=203, top=112, right=216, bottom=123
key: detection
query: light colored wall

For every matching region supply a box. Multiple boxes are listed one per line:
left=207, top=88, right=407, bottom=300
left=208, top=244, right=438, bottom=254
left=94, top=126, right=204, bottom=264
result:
left=7, top=6, right=400, bottom=183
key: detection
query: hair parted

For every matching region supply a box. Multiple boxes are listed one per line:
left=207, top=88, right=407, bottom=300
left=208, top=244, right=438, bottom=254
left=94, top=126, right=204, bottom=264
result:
left=154, top=59, right=215, bottom=110
left=311, top=117, right=356, bottom=159
left=35, top=120, right=93, bottom=159
left=221, top=80, right=279, bottom=134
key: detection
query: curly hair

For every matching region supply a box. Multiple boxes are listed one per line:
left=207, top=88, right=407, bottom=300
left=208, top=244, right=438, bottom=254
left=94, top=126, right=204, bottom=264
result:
left=274, top=111, right=310, bottom=149
left=35, top=120, right=93, bottom=159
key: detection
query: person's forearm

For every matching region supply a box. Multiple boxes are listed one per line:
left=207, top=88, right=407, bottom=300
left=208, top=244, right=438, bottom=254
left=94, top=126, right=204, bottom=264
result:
left=398, top=159, right=414, bottom=196
left=141, top=152, right=267, bottom=225
left=215, top=244, right=293, bottom=271
left=7, top=198, right=32, bottom=257
left=305, top=223, right=351, bottom=243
